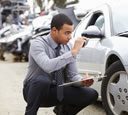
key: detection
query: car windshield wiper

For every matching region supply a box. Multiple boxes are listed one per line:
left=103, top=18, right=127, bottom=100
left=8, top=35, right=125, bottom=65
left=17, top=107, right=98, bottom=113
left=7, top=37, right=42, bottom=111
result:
left=117, top=31, right=128, bottom=37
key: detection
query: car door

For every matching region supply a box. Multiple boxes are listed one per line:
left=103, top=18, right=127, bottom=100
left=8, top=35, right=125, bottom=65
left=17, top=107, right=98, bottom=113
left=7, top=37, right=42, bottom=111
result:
left=73, top=11, right=108, bottom=76
left=72, top=13, right=95, bottom=73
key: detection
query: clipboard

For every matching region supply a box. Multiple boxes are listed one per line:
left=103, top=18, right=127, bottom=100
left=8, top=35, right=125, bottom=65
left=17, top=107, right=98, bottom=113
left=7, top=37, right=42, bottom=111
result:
left=59, top=76, right=95, bottom=87
left=58, top=75, right=106, bottom=87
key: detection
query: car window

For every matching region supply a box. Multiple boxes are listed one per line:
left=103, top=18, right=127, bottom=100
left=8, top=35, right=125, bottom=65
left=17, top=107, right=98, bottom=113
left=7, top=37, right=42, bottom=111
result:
left=111, top=2, right=128, bottom=35
left=73, top=13, right=92, bottom=38
left=94, top=15, right=104, bottom=30
left=73, top=13, right=105, bottom=39
left=94, top=15, right=105, bottom=34
left=87, top=13, right=105, bottom=35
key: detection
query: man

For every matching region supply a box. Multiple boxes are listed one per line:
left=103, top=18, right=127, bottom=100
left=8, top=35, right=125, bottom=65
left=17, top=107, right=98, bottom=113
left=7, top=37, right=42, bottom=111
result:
left=23, top=13, right=98, bottom=115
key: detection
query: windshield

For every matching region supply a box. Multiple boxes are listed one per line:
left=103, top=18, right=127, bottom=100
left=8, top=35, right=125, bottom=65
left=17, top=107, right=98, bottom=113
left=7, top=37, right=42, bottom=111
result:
left=111, top=2, right=128, bottom=35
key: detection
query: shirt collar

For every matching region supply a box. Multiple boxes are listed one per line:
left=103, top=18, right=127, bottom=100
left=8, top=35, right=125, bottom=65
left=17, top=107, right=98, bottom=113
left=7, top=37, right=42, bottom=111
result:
left=47, top=33, right=58, bottom=49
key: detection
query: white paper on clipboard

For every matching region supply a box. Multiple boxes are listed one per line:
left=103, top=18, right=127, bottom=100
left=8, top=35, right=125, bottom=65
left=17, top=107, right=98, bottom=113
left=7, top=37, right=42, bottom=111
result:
left=58, top=75, right=106, bottom=87
left=59, top=76, right=95, bottom=87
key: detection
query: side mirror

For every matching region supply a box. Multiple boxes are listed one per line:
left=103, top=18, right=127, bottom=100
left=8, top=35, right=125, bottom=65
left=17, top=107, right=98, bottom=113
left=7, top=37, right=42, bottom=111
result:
left=82, top=25, right=104, bottom=38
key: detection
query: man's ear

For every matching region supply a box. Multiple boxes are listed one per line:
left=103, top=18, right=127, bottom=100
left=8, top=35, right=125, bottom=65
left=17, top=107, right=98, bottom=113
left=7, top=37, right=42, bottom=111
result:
left=51, top=27, right=57, bottom=32
left=51, top=27, right=59, bottom=35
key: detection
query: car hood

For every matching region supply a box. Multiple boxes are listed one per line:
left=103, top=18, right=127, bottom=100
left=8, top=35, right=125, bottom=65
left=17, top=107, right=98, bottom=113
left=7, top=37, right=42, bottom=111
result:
left=0, top=26, right=11, bottom=35
left=0, top=25, right=33, bottom=44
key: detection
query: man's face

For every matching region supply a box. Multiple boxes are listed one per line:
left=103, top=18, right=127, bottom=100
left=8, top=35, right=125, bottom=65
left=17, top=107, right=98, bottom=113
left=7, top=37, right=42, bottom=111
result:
left=53, top=24, right=74, bottom=44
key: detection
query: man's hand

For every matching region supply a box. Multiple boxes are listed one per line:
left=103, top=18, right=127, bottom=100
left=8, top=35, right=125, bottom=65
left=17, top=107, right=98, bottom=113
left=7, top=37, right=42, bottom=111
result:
left=81, top=73, right=94, bottom=87
left=71, top=37, right=89, bottom=56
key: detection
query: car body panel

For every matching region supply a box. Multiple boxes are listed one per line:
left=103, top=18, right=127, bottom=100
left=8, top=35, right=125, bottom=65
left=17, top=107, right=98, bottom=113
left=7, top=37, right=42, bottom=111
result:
left=0, top=24, right=33, bottom=44
left=71, top=3, right=128, bottom=103
left=72, top=3, right=128, bottom=75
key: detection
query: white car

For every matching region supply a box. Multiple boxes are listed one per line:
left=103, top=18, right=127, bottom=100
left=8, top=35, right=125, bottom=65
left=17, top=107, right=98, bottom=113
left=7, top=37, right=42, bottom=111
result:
left=0, top=24, right=33, bottom=61
left=72, top=1, right=128, bottom=115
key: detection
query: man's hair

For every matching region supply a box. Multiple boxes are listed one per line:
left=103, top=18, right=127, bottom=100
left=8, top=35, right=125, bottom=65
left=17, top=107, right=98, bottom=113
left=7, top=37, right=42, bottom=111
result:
left=51, top=13, right=73, bottom=30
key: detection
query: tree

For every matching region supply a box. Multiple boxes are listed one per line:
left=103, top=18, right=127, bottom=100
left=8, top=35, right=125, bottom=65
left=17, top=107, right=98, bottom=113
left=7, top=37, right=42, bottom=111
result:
left=36, top=0, right=43, bottom=11
left=53, top=0, right=79, bottom=8
left=53, top=0, right=67, bottom=8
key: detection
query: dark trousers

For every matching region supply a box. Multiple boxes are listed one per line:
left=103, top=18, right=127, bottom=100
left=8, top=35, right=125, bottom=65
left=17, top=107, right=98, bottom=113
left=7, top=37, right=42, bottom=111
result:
left=23, top=75, right=98, bottom=115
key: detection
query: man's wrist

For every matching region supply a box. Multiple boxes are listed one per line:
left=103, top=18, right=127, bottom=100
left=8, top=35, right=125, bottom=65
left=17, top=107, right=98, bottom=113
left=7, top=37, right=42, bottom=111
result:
left=71, top=49, right=78, bottom=56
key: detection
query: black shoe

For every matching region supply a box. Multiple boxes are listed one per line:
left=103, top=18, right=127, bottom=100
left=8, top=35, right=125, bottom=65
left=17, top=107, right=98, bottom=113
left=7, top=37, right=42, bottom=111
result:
left=53, top=105, right=63, bottom=115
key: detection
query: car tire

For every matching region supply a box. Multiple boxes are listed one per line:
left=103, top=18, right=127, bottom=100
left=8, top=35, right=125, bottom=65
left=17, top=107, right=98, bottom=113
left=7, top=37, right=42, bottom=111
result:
left=101, top=60, right=128, bottom=115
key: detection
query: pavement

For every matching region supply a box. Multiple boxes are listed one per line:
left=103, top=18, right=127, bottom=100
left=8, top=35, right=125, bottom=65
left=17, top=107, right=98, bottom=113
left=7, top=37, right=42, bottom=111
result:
left=0, top=53, right=106, bottom=115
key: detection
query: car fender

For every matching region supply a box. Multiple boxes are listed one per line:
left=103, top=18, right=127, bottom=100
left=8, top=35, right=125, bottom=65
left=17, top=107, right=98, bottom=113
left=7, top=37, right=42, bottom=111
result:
left=105, top=38, right=128, bottom=74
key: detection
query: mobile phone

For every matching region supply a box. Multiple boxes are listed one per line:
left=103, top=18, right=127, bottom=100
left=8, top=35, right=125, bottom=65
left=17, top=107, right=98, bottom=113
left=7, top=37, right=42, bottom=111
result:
left=82, top=39, right=89, bottom=47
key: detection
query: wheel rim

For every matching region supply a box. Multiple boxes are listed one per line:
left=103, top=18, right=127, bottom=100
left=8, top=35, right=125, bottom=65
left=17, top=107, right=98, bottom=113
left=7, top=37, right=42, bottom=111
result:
left=107, top=71, right=128, bottom=115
